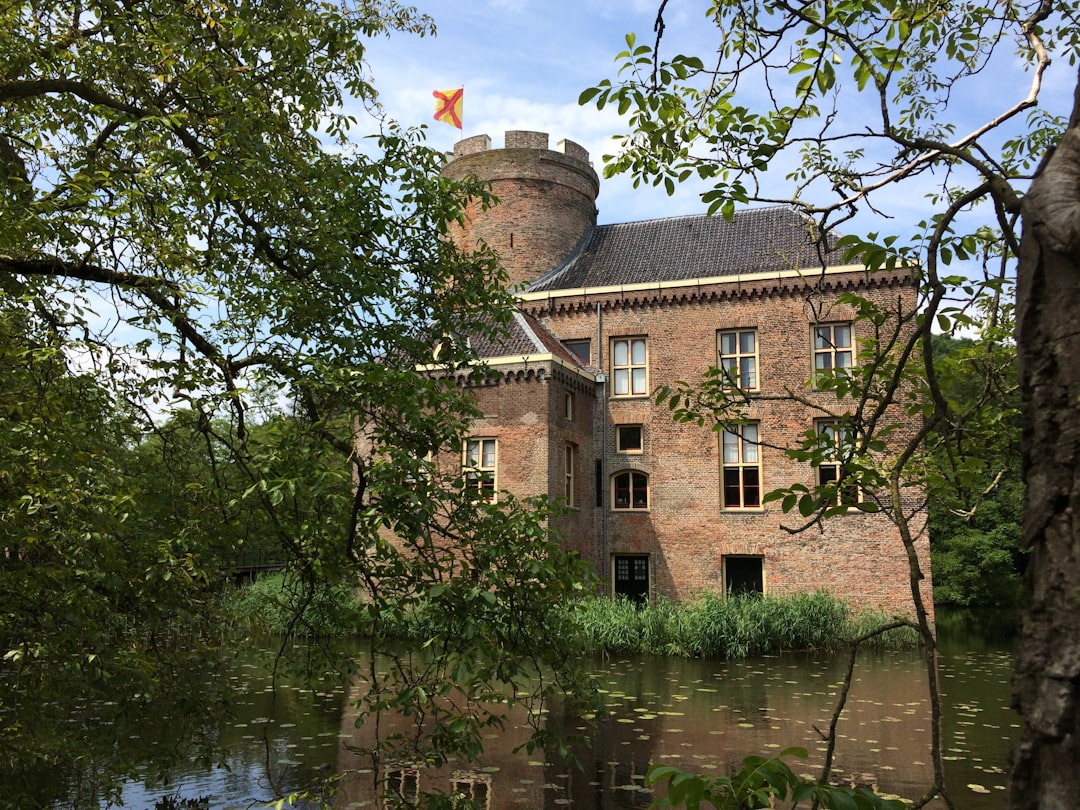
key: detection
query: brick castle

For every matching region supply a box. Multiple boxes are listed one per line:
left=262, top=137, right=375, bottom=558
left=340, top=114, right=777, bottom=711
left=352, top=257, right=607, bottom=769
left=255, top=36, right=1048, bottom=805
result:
left=439, top=130, right=930, bottom=616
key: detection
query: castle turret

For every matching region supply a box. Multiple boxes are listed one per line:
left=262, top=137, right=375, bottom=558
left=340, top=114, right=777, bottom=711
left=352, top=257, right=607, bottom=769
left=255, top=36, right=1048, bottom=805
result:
left=441, top=131, right=600, bottom=289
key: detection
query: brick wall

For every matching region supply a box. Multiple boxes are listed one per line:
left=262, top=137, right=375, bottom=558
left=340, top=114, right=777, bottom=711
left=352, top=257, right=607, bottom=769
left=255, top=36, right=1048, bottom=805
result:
left=519, top=270, right=932, bottom=617
left=453, top=362, right=597, bottom=560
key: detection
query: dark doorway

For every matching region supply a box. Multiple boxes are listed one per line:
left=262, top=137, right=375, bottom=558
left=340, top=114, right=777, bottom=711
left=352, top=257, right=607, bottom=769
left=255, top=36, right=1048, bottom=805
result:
left=613, top=555, right=650, bottom=604
left=724, top=556, right=764, bottom=595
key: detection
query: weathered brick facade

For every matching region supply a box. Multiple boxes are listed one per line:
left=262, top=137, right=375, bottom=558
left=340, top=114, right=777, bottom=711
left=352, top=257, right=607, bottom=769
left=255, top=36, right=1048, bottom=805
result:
left=442, top=131, right=931, bottom=617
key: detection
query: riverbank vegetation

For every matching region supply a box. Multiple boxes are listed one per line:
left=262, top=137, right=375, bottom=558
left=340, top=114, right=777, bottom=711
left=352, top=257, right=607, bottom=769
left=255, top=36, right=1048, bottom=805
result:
left=225, top=576, right=918, bottom=657
left=570, top=592, right=918, bottom=658
left=224, top=573, right=365, bottom=638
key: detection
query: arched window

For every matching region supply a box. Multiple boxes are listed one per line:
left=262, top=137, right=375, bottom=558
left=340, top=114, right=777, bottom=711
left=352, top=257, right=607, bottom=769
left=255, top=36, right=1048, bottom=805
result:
left=612, top=470, right=649, bottom=510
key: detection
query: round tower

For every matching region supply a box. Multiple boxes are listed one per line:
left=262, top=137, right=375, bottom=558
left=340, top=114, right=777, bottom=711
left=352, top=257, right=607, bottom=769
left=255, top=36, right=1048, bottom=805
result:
left=441, top=130, right=600, bottom=289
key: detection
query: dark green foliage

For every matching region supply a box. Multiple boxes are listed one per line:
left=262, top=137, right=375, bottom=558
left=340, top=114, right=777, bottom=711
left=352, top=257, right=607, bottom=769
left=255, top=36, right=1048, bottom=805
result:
left=930, top=482, right=1025, bottom=607
left=223, top=572, right=364, bottom=637
left=0, top=307, right=231, bottom=806
left=0, top=1, right=601, bottom=803
left=568, top=591, right=916, bottom=658
left=647, top=749, right=905, bottom=810
left=926, top=336, right=1024, bottom=608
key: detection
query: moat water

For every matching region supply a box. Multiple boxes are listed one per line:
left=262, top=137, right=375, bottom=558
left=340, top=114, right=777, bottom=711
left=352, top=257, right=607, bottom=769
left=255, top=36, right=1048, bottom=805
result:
left=103, top=610, right=1017, bottom=809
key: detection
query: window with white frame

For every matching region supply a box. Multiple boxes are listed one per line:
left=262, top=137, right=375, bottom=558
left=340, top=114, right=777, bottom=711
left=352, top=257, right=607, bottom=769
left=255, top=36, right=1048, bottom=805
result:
left=464, top=438, right=497, bottom=501
left=565, top=391, right=575, bottom=420
left=816, top=419, right=861, bottom=505
left=721, top=423, right=761, bottom=508
left=564, top=444, right=575, bottom=507
left=612, top=337, right=648, bottom=397
left=813, top=323, right=853, bottom=382
left=717, top=329, right=759, bottom=390
left=612, top=470, right=649, bottom=510
left=616, top=424, right=643, bottom=454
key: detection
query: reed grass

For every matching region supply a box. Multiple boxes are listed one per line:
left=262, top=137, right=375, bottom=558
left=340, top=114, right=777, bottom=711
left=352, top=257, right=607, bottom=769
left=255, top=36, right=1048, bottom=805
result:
left=566, top=590, right=919, bottom=658
left=225, top=575, right=920, bottom=656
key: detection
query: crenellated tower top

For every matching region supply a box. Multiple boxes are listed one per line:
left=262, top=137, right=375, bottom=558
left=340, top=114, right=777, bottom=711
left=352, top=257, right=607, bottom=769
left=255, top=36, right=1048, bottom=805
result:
left=441, top=131, right=600, bottom=289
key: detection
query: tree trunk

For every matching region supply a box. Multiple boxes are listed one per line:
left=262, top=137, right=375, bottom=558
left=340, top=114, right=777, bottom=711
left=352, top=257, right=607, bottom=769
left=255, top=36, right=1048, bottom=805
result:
left=1008, top=72, right=1080, bottom=810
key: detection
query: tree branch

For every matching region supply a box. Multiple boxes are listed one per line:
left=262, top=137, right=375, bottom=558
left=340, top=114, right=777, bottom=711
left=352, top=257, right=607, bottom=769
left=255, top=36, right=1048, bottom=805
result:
left=0, top=78, right=145, bottom=118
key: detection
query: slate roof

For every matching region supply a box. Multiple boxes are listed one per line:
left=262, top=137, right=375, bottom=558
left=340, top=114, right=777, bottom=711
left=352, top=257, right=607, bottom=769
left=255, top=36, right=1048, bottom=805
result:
left=468, top=311, right=587, bottom=367
left=527, top=206, right=846, bottom=292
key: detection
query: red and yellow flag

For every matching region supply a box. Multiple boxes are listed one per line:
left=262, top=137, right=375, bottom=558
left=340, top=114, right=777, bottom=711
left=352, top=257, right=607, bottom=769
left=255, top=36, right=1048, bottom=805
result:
left=432, top=87, right=463, bottom=129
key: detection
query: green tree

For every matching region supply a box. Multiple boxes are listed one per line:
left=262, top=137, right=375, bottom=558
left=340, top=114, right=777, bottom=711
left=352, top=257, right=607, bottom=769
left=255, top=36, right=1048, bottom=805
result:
left=1, top=1, right=597, bottom=804
left=0, top=303, right=229, bottom=805
left=927, top=335, right=1024, bottom=608
left=582, top=1, right=1078, bottom=806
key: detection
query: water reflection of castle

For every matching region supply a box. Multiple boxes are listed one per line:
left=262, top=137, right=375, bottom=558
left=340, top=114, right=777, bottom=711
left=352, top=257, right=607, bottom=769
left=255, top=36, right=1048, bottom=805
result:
left=332, top=652, right=946, bottom=809
left=331, top=684, right=632, bottom=809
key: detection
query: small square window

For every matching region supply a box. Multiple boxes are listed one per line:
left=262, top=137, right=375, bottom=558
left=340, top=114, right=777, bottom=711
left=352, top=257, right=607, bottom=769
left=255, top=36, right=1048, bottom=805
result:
left=385, top=767, right=420, bottom=806
left=724, top=556, right=764, bottom=595
left=452, top=773, right=492, bottom=810
left=616, top=425, right=643, bottom=454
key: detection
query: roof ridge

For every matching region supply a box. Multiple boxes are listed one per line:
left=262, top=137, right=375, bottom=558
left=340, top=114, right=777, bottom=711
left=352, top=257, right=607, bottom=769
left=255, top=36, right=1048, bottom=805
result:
left=528, top=204, right=848, bottom=293
left=512, top=311, right=549, bottom=354
left=595, top=204, right=799, bottom=229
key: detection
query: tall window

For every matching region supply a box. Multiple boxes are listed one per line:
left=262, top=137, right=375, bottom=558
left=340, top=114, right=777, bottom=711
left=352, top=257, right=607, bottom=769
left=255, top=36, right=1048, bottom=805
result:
left=612, top=337, right=648, bottom=397
left=816, top=419, right=861, bottom=505
left=464, top=438, right=497, bottom=501
left=717, top=329, right=759, bottom=390
left=813, top=323, right=853, bottom=380
left=614, top=555, right=650, bottom=604
left=385, top=767, right=420, bottom=806
left=564, top=444, right=576, bottom=507
left=612, top=471, right=649, bottom=510
left=721, top=424, right=761, bottom=508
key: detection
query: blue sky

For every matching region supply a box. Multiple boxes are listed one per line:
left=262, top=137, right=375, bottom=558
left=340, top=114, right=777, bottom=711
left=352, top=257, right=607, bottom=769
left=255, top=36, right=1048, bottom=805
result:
left=356, top=1, right=1074, bottom=242
left=358, top=1, right=714, bottom=226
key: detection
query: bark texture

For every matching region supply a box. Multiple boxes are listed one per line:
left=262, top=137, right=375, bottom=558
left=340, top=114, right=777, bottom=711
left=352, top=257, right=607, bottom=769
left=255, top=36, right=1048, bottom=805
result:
left=1009, top=100, right=1080, bottom=808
